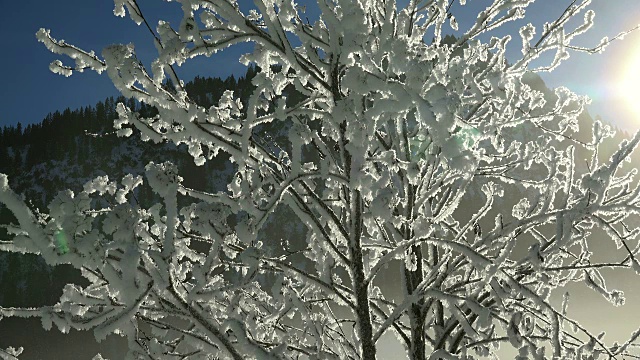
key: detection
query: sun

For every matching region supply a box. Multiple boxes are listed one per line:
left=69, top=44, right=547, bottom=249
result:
left=618, top=45, right=640, bottom=116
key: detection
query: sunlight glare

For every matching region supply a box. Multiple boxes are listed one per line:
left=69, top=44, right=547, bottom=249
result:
left=619, top=44, right=640, bottom=116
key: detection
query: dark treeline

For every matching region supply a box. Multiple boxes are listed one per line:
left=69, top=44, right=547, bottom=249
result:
left=0, top=65, right=258, bottom=185
left=0, top=66, right=261, bottom=210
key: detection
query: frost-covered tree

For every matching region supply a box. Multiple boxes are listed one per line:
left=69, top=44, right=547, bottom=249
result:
left=3, top=0, right=640, bottom=359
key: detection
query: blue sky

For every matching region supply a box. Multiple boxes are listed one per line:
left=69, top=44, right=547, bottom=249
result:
left=1, top=1, right=640, bottom=130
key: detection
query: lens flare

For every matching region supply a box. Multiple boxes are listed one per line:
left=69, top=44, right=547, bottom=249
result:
left=55, top=229, right=69, bottom=255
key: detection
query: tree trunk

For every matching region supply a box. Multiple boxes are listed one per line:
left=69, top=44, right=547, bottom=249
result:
left=349, top=189, right=377, bottom=359
left=405, top=244, right=426, bottom=360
